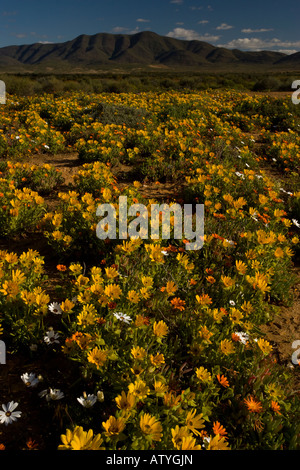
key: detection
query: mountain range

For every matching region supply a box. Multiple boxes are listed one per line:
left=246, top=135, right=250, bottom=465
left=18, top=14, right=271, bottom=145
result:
left=0, top=31, right=299, bottom=72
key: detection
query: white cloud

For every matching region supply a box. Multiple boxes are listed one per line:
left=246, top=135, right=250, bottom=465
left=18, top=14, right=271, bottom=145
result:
left=198, top=20, right=209, bottom=24
left=167, top=27, right=219, bottom=42
left=241, top=28, right=273, bottom=33
left=2, top=10, right=18, bottom=16
left=136, top=18, right=150, bottom=23
left=216, top=23, right=233, bottom=30
left=217, top=37, right=300, bottom=51
left=111, top=26, right=143, bottom=35
left=277, top=49, right=298, bottom=55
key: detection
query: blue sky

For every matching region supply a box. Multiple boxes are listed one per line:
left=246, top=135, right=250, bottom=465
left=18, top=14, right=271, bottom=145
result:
left=0, top=0, right=299, bottom=54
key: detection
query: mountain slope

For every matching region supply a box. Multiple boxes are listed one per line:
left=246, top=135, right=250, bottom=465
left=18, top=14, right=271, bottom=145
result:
left=0, top=30, right=297, bottom=72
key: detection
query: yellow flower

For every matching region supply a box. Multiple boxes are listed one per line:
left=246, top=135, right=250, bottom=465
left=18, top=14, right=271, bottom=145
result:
left=141, top=276, right=153, bottom=288
left=77, top=306, right=97, bottom=328
left=162, top=280, right=177, bottom=295
left=60, top=298, right=75, bottom=314
left=221, top=275, right=235, bottom=288
left=102, top=416, right=126, bottom=436
left=196, top=293, right=212, bottom=306
left=128, top=379, right=150, bottom=400
left=180, top=435, right=201, bottom=450
left=146, top=243, right=165, bottom=263
left=127, top=289, right=140, bottom=303
left=256, top=338, right=272, bottom=355
left=69, top=263, right=83, bottom=275
left=131, top=346, right=147, bottom=360
left=75, top=275, right=89, bottom=287
left=52, top=230, right=63, bottom=241
left=163, top=391, right=182, bottom=408
left=154, top=380, right=168, bottom=396
left=235, top=260, right=247, bottom=274
left=274, top=247, right=284, bottom=258
left=58, top=426, right=104, bottom=450
left=229, top=307, right=244, bottom=325
left=285, top=247, right=294, bottom=257
left=5, top=252, right=18, bottom=264
left=105, top=266, right=119, bottom=279
left=11, top=269, right=26, bottom=285
left=198, top=325, right=213, bottom=343
left=185, top=409, right=205, bottom=436
left=104, top=283, right=122, bottom=300
left=115, top=391, right=136, bottom=413
left=207, top=434, right=230, bottom=450
left=195, top=366, right=212, bottom=382
left=153, top=320, right=169, bottom=338
left=0, top=280, right=19, bottom=299
left=140, top=413, right=163, bottom=442
left=171, top=426, right=191, bottom=449
left=102, top=187, right=112, bottom=201
left=87, top=347, right=108, bottom=369
left=150, top=353, right=165, bottom=367
left=139, top=287, right=151, bottom=299
left=220, top=339, right=235, bottom=355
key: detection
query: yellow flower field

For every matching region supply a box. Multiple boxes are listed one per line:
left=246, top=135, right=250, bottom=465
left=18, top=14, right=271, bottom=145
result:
left=0, top=89, right=299, bottom=450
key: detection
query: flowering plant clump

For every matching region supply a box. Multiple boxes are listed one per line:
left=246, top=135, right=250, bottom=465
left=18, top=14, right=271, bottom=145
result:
left=0, top=89, right=299, bottom=451
left=0, top=249, right=49, bottom=349
left=0, top=178, right=45, bottom=237
left=0, top=161, right=64, bottom=194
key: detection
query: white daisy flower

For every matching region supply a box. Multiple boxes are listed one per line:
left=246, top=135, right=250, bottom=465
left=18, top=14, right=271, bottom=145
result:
left=77, top=393, right=97, bottom=408
left=234, top=331, right=250, bottom=345
left=48, top=302, right=62, bottom=315
left=44, top=329, right=60, bottom=345
left=39, top=388, right=64, bottom=401
left=21, top=372, right=39, bottom=388
left=292, top=219, right=300, bottom=228
left=229, top=300, right=236, bottom=306
left=0, top=401, right=22, bottom=425
left=113, top=312, right=132, bottom=324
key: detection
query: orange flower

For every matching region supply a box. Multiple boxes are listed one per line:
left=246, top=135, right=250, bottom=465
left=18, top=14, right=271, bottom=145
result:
left=217, top=374, right=229, bottom=388
left=135, top=314, right=150, bottom=327
left=170, top=297, right=186, bottom=311
left=57, top=264, right=67, bottom=272
left=244, top=396, right=263, bottom=413
left=26, top=438, right=39, bottom=450
left=212, top=421, right=228, bottom=439
left=271, top=401, right=281, bottom=415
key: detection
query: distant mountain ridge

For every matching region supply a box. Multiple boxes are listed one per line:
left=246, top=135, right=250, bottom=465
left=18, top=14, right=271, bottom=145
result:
left=0, top=30, right=299, bottom=72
